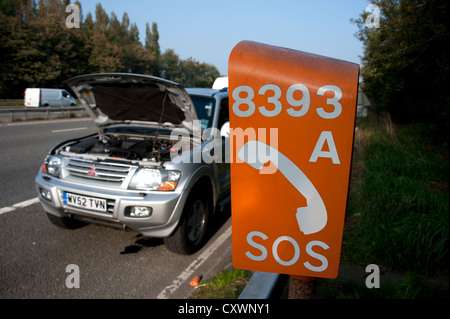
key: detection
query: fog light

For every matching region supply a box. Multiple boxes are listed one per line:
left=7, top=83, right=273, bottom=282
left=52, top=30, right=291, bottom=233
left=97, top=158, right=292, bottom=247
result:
left=127, top=206, right=152, bottom=217
left=39, top=188, right=52, bottom=202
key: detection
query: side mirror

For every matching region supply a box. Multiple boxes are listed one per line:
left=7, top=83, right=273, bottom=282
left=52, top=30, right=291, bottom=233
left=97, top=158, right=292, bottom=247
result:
left=220, top=121, right=230, bottom=138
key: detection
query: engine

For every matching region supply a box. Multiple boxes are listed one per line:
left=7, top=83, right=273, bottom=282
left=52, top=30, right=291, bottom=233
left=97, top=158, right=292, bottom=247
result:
left=66, top=133, right=175, bottom=162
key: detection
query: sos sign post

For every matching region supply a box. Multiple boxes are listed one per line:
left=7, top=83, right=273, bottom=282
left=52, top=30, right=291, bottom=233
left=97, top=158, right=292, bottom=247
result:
left=229, top=41, right=360, bottom=279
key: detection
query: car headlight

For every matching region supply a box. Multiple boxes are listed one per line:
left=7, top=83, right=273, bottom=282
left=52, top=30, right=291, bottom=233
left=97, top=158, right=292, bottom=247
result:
left=42, top=155, right=63, bottom=178
left=129, top=168, right=181, bottom=191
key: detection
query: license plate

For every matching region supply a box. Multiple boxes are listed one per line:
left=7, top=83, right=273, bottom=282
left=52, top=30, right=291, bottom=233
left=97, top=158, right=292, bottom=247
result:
left=63, top=192, right=107, bottom=212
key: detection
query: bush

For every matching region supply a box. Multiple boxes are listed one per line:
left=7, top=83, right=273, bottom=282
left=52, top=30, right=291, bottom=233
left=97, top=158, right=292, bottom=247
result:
left=354, top=0, right=449, bottom=143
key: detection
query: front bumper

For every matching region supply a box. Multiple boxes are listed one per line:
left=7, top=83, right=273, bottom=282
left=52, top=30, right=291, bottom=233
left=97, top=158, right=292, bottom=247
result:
left=35, top=172, right=188, bottom=237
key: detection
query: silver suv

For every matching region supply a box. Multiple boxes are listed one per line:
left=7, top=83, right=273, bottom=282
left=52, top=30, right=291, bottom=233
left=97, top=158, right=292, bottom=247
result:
left=35, top=73, right=231, bottom=254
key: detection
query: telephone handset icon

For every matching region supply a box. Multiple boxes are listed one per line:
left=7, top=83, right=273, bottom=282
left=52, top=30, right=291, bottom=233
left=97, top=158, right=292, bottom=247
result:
left=238, top=141, right=327, bottom=235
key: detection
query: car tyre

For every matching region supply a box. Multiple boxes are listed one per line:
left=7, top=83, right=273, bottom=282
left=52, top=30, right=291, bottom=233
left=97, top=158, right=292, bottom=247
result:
left=164, top=187, right=211, bottom=255
left=46, top=212, right=87, bottom=229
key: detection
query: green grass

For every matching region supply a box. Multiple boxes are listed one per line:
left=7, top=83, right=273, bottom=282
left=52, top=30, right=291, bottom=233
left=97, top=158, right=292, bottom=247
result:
left=191, top=268, right=252, bottom=299
left=316, top=272, right=449, bottom=299
left=0, top=100, right=23, bottom=106
left=344, top=118, right=449, bottom=276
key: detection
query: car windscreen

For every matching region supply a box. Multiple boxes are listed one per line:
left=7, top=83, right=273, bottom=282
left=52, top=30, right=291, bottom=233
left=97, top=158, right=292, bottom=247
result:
left=190, top=95, right=215, bottom=130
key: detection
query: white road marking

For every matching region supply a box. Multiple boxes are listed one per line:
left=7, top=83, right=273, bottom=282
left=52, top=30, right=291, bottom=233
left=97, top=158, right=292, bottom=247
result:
left=51, top=127, right=87, bottom=133
left=0, top=197, right=40, bottom=215
left=156, top=225, right=232, bottom=299
left=2, top=196, right=232, bottom=299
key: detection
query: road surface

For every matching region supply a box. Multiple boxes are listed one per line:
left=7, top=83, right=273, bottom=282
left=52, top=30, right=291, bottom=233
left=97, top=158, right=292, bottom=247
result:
left=0, top=119, right=232, bottom=299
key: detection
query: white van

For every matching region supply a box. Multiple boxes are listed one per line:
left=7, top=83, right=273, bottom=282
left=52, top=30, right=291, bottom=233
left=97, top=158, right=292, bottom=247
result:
left=24, top=88, right=77, bottom=107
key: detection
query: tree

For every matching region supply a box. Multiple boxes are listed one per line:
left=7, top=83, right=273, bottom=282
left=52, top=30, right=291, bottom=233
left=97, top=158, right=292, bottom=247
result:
left=85, top=4, right=121, bottom=72
left=85, top=4, right=154, bottom=74
left=145, top=22, right=161, bottom=76
left=0, top=0, right=36, bottom=18
left=159, top=49, right=219, bottom=87
left=178, top=58, right=220, bottom=87
left=0, top=0, right=89, bottom=96
left=0, top=0, right=220, bottom=97
left=354, top=0, right=449, bottom=138
left=159, top=49, right=181, bottom=81
left=123, top=26, right=154, bottom=75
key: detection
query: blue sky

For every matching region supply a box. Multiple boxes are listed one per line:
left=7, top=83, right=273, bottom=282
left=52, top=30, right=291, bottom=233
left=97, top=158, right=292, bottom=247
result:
left=77, top=0, right=369, bottom=75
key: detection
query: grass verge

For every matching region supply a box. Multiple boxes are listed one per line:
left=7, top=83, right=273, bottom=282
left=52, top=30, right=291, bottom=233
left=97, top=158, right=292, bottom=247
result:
left=344, top=117, right=449, bottom=276
left=191, top=268, right=252, bottom=299
left=316, top=272, right=449, bottom=299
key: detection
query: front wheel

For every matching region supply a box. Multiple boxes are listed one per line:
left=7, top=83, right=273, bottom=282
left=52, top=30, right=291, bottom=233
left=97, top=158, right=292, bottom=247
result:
left=164, top=189, right=211, bottom=255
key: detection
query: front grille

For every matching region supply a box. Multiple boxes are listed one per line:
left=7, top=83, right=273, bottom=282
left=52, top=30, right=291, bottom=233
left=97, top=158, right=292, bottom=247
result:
left=66, top=158, right=133, bottom=185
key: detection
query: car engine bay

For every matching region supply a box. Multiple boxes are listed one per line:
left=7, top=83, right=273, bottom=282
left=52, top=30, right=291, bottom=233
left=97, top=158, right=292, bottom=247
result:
left=59, top=131, right=184, bottom=163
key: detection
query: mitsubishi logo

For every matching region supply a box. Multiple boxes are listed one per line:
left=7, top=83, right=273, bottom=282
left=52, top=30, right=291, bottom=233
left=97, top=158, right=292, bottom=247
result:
left=87, top=165, right=97, bottom=176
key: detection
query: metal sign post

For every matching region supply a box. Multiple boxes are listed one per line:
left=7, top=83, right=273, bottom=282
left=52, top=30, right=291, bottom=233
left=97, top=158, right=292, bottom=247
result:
left=288, top=276, right=316, bottom=299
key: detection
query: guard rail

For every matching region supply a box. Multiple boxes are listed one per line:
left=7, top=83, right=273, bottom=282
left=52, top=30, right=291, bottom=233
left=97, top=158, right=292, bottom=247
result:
left=0, top=106, right=86, bottom=122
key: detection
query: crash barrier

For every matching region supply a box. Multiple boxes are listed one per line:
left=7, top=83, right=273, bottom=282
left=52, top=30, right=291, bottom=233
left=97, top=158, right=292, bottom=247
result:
left=238, top=271, right=288, bottom=299
left=0, top=106, right=86, bottom=122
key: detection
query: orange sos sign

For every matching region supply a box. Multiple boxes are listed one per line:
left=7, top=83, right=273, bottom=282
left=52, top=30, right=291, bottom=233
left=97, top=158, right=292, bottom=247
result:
left=229, top=41, right=360, bottom=278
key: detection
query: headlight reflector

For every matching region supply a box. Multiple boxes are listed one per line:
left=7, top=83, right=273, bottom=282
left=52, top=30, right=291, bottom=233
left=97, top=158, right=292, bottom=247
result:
left=129, top=169, right=181, bottom=191
left=42, top=155, right=63, bottom=178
